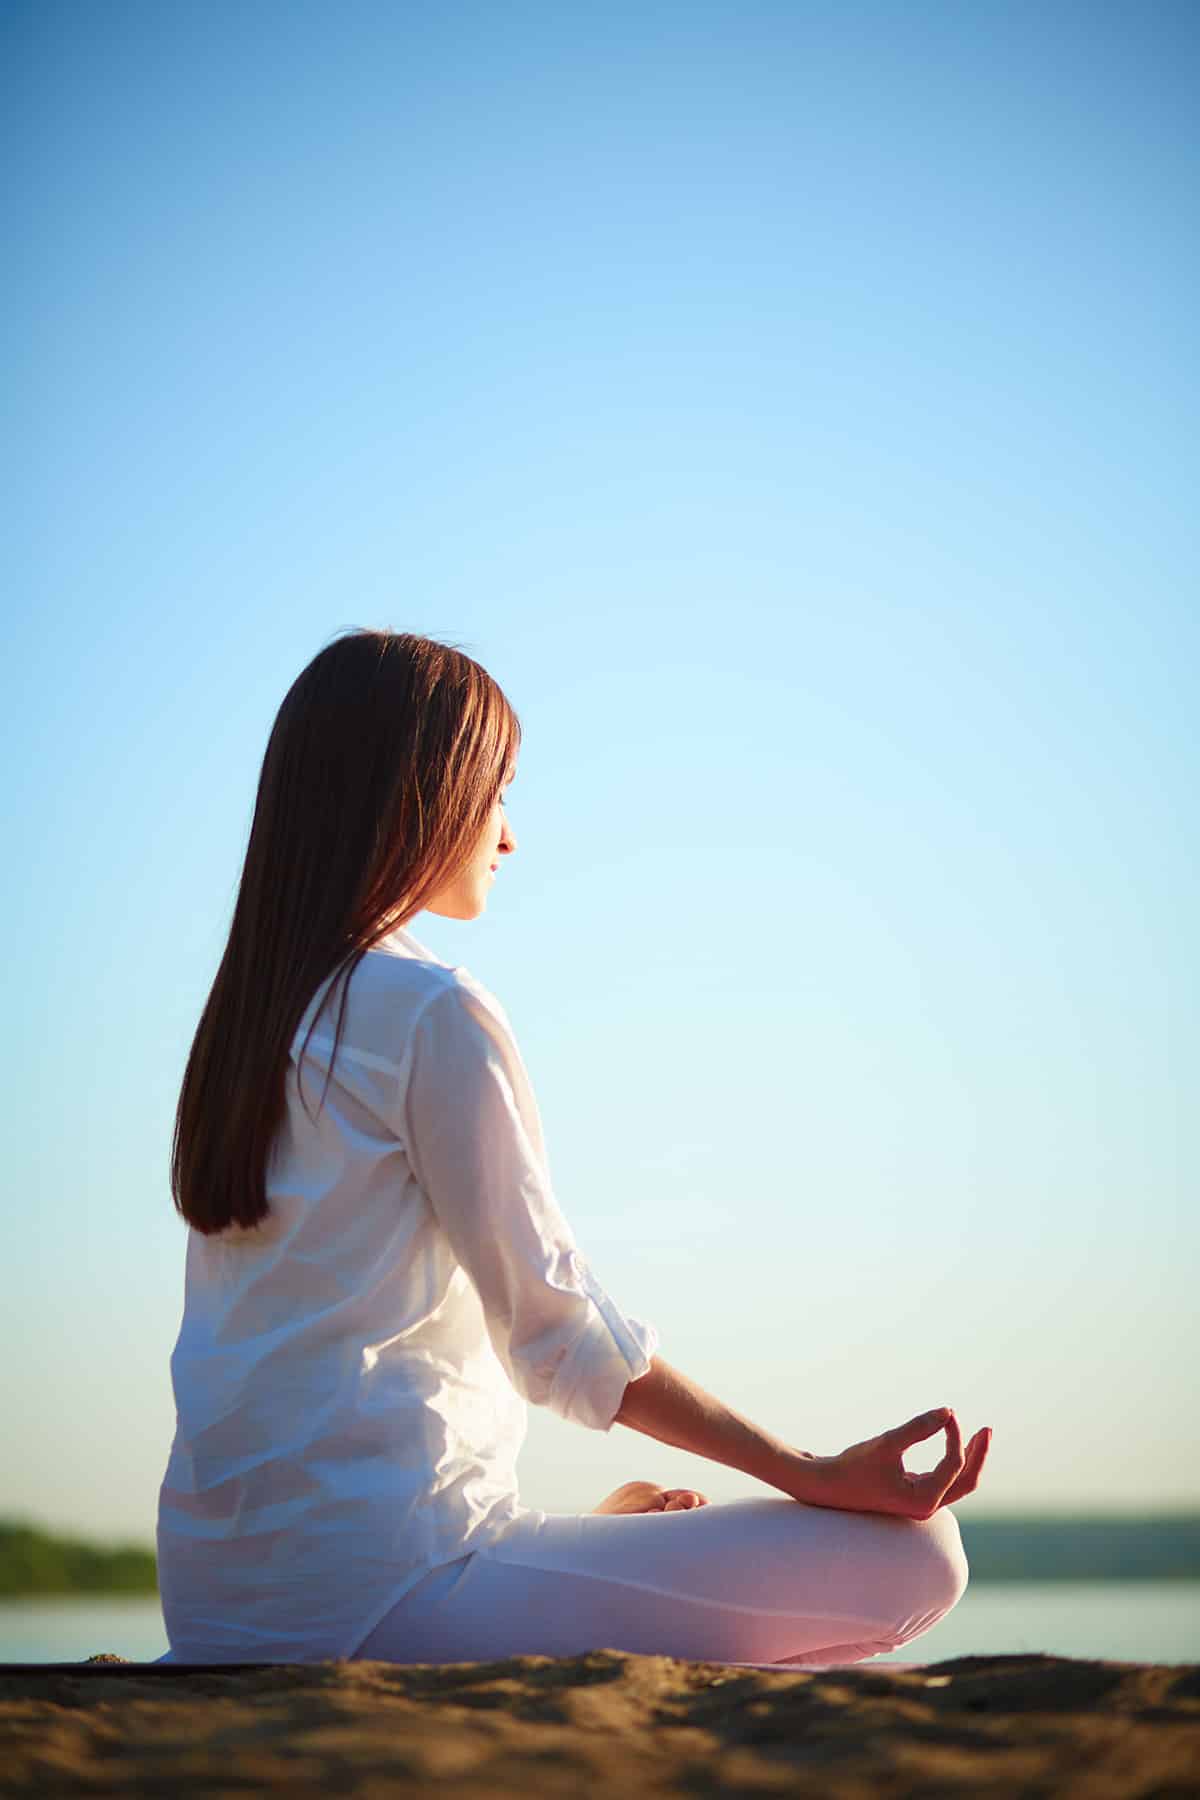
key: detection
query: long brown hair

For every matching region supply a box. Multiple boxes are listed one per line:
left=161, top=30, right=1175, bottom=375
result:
left=171, top=628, right=521, bottom=1235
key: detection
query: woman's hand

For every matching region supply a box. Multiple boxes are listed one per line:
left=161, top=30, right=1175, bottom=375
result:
left=789, top=1409, right=992, bottom=1520
left=591, top=1479, right=709, bottom=1515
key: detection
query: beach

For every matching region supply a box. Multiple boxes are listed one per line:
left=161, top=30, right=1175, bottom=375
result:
left=4, top=1648, right=1198, bottom=1796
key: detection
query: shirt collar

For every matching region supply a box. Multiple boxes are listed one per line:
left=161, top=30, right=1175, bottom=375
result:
left=379, top=922, right=444, bottom=965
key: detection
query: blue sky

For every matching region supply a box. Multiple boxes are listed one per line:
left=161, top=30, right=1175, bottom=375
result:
left=5, top=0, right=1197, bottom=1541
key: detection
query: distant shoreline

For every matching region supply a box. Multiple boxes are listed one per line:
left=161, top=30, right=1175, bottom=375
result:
left=1, top=1523, right=156, bottom=1599
left=4, top=1514, right=1199, bottom=1597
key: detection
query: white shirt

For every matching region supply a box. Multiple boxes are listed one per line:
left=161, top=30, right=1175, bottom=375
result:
left=156, top=925, right=660, bottom=1662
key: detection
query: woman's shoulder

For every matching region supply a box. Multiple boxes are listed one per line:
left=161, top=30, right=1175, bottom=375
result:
left=303, top=927, right=512, bottom=1071
left=364, top=925, right=492, bottom=1015
left=373, top=933, right=524, bottom=1062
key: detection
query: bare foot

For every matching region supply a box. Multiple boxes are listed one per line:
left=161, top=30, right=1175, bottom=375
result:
left=591, top=1480, right=710, bottom=1516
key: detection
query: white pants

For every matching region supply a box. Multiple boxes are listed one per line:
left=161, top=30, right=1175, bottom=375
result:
left=354, top=1497, right=969, bottom=1667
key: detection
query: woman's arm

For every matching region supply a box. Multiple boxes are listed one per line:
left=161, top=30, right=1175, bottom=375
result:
left=614, top=1354, right=809, bottom=1493
left=402, top=979, right=659, bottom=1430
left=614, top=1355, right=991, bottom=1519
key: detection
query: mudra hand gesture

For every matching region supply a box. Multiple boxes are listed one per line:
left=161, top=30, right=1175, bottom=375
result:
left=796, top=1407, right=991, bottom=1518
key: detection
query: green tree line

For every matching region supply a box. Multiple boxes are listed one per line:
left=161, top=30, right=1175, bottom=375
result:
left=0, top=1520, right=157, bottom=1597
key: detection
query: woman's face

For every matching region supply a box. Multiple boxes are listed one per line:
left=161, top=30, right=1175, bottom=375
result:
left=424, top=779, right=517, bottom=921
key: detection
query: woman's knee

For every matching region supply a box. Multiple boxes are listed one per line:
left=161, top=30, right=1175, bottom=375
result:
left=900, top=1507, right=969, bottom=1620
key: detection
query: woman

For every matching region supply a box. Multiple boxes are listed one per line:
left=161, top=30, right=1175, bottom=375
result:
left=156, top=628, right=991, bottom=1668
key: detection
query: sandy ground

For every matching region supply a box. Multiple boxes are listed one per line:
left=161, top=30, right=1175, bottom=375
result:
left=3, top=1649, right=1198, bottom=1796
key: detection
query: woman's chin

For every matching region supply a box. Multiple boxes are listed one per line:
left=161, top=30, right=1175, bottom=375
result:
left=425, top=891, right=489, bottom=922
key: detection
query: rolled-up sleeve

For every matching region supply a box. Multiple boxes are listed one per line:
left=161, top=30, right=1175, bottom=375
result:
left=400, top=978, right=659, bottom=1431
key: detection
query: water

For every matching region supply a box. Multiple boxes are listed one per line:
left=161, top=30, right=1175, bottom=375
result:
left=2, top=1582, right=1197, bottom=1666
left=870, top=1580, right=1199, bottom=1666
left=2, top=1598, right=169, bottom=1664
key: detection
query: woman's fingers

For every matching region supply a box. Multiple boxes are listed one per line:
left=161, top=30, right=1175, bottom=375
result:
left=888, top=1406, right=954, bottom=1452
left=902, top=1409, right=964, bottom=1512
left=949, top=1425, right=993, bottom=1497
left=941, top=1427, right=992, bottom=1505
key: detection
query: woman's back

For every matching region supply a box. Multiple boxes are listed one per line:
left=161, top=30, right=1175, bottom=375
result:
left=158, top=928, right=534, bottom=1661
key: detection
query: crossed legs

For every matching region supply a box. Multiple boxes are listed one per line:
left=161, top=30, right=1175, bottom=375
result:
left=353, top=1496, right=969, bottom=1666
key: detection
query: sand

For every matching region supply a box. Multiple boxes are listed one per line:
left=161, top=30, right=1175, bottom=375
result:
left=3, top=1649, right=1198, bottom=1796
